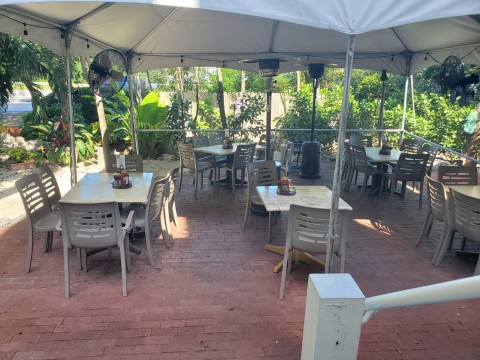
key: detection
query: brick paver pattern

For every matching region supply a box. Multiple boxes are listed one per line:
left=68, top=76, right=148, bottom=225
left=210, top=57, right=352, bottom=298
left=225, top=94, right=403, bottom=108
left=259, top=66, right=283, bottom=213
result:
left=0, top=161, right=479, bottom=359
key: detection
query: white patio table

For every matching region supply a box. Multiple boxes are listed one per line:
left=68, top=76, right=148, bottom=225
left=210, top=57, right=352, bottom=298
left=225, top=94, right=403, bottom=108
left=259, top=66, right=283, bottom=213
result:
left=256, top=185, right=352, bottom=272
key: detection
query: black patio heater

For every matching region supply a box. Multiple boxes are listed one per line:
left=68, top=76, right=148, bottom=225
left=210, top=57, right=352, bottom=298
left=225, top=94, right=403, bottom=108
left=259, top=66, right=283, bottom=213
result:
left=377, top=70, right=388, bottom=146
left=258, top=58, right=280, bottom=162
left=249, top=58, right=280, bottom=216
left=299, top=63, right=324, bottom=179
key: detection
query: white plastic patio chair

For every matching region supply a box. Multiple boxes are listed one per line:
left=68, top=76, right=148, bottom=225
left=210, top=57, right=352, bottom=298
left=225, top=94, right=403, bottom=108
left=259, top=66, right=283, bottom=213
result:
left=59, top=201, right=134, bottom=298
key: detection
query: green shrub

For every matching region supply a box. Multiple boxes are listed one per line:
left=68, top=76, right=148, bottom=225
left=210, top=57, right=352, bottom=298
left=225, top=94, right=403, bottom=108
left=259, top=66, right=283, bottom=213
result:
left=8, top=147, right=37, bottom=163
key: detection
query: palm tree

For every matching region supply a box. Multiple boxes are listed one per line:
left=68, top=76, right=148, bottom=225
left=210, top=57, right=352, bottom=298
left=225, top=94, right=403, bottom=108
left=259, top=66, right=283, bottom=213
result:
left=0, top=34, right=15, bottom=110
left=0, top=34, right=68, bottom=123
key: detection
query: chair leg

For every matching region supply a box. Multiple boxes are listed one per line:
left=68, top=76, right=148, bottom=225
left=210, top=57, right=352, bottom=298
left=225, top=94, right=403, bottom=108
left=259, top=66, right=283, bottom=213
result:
left=44, top=231, right=53, bottom=252
left=416, top=212, right=432, bottom=245
left=194, top=172, right=198, bottom=197
left=25, top=226, right=34, bottom=273
left=144, top=223, right=154, bottom=267
left=178, top=168, right=184, bottom=191
left=125, top=232, right=131, bottom=272
left=64, top=245, right=70, bottom=299
left=164, top=203, right=174, bottom=243
left=231, top=169, right=236, bottom=195
left=119, top=238, right=128, bottom=297
left=433, top=228, right=454, bottom=266
left=279, top=246, right=291, bottom=300
left=357, top=174, right=368, bottom=200
left=159, top=207, right=171, bottom=249
left=171, top=200, right=180, bottom=229
left=418, top=181, right=424, bottom=209
left=242, top=199, right=249, bottom=230
left=425, top=215, right=434, bottom=236
left=344, top=167, right=353, bottom=192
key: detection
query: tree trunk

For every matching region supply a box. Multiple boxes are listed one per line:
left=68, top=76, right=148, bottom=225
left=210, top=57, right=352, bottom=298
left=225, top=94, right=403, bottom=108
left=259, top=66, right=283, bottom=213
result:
left=133, top=73, right=142, bottom=104
left=95, top=94, right=111, bottom=167
left=464, top=108, right=480, bottom=166
left=80, top=56, right=110, bottom=165
left=216, top=68, right=228, bottom=129
left=241, top=71, right=246, bottom=93
left=296, top=71, right=302, bottom=92
left=176, top=67, right=184, bottom=91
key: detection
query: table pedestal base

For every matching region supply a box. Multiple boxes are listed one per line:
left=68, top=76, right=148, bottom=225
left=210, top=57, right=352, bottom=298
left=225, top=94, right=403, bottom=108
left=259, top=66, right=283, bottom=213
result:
left=264, top=244, right=325, bottom=273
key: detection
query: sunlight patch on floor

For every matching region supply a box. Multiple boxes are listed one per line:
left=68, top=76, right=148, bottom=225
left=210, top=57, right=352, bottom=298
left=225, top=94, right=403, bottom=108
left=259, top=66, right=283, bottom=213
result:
left=353, top=218, right=393, bottom=235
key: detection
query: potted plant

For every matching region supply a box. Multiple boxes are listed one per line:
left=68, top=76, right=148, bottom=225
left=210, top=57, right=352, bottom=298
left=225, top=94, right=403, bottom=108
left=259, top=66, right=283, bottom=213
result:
left=5, top=147, right=39, bottom=170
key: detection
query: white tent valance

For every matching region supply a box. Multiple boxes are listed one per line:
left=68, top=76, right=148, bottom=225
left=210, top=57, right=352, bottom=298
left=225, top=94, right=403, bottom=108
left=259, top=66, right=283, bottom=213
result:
left=0, top=1, right=479, bottom=75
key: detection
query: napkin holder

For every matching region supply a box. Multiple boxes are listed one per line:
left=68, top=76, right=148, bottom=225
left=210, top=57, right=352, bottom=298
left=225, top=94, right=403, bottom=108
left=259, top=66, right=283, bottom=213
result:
left=379, top=144, right=392, bottom=155
left=112, top=167, right=132, bottom=189
left=277, top=177, right=295, bottom=195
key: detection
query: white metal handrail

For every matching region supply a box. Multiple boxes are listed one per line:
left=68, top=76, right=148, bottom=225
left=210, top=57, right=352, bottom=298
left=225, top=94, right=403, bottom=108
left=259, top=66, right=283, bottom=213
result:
left=363, top=276, right=480, bottom=323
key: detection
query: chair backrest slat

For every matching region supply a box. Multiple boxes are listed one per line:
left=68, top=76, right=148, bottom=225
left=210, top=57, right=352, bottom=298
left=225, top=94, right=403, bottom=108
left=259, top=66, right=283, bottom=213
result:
left=209, top=133, right=225, bottom=145
left=15, top=173, right=53, bottom=225
left=288, top=204, right=343, bottom=255
left=232, top=144, right=256, bottom=169
left=426, top=175, right=447, bottom=222
left=177, top=142, right=197, bottom=170
left=192, top=135, right=209, bottom=148
left=393, top=153, right=429, bottom=181
left=59, top=202, right=123, bottom=249
left=419, top=143, right=439, bottom=176
left=399, top=138, right=421, bottom=154
left=351, top=144, right=369, bottom=172
left=34, top=165, right=61, bottom=211
left=438, top=165, right=478, bottom=185
left=451, top=189, right=480, bottom=241
left=349, top=134, right=373, bottom=147
left=146, top=175, right=169, bottom=223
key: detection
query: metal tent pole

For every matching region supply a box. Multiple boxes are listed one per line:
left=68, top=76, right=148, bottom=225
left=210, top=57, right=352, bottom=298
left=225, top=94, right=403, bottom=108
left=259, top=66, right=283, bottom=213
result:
left=65, top=30, right=77, bottom=186
left=326, top=34, right=355, bottom=272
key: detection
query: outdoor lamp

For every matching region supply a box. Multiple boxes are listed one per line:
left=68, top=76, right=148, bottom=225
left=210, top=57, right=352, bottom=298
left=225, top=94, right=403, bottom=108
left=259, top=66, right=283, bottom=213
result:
left=380, top=69, right=388, bottom=82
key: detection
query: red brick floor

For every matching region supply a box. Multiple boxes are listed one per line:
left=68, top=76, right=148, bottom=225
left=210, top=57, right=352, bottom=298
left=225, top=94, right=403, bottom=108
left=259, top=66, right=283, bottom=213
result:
left=1, top=161, right=480, bottom=359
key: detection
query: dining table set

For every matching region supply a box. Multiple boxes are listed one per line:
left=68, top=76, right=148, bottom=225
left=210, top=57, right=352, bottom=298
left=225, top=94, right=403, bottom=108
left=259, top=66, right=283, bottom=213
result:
left=15, top=161, right=158, bottom=298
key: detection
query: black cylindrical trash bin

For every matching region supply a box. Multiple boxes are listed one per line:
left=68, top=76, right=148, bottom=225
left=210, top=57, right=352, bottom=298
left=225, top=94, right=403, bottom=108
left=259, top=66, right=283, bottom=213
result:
left=299, top=141, right=321, bottom=179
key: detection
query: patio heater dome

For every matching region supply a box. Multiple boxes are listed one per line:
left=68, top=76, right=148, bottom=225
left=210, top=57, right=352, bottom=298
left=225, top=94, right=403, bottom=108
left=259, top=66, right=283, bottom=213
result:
left=259, top=59, right=280, bottom=77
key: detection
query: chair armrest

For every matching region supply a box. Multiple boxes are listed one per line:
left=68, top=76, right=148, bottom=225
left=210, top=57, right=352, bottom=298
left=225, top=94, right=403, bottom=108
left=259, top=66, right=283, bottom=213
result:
left=122, top=210, right=135, bottom=232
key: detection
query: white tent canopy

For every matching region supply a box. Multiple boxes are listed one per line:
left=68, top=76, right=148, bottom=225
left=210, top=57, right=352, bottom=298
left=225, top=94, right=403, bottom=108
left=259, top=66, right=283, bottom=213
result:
left=0, top=1, right=479, bottom=75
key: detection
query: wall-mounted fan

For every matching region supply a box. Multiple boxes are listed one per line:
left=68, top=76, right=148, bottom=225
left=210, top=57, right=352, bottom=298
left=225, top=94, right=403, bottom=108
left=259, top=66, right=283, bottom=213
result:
left=87, top=49, right=127, bottom=97
left=440, top=55, right=479, bottom=105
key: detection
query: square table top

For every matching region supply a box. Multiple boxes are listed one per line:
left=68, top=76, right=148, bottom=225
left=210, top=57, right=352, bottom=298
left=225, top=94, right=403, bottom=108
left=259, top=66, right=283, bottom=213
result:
left=60, top=172, right=154, bottom=204
left=195, top=143, right=250, bottom=156
left=448, top=184, right=480, bottom=199
left=256, top=185, right=352, bottom=212
left=364, top=146, right=402, bottom=163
